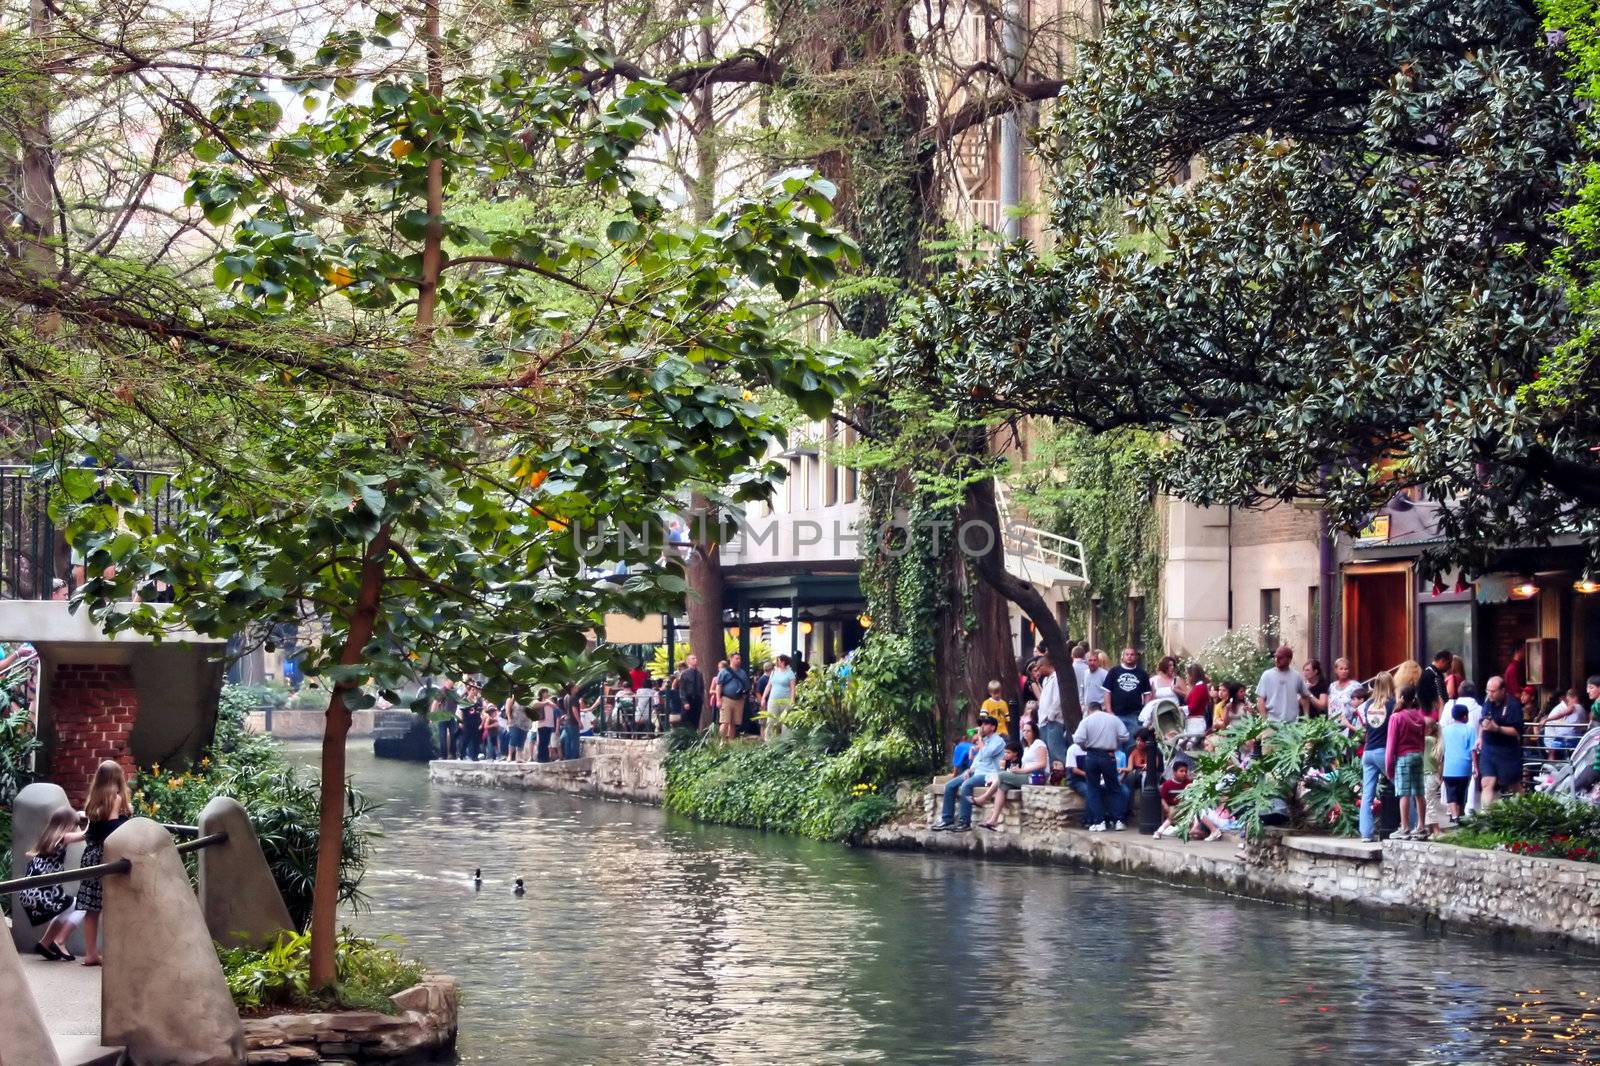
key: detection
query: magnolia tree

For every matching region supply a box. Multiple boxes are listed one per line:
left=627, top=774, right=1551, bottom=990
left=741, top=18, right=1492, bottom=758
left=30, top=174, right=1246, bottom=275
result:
left=891, top=0, right=1592, bottom=577
left=51, top=17, right=857, bottom=985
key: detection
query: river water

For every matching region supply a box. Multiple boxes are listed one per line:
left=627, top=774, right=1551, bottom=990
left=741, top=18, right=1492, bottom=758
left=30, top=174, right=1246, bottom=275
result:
left=299, top=745, right=1600, bottom=1064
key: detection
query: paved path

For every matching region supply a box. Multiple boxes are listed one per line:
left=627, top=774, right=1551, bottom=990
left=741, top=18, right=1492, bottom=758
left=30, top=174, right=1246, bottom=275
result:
left=16, top=948, right=124, bottom=1064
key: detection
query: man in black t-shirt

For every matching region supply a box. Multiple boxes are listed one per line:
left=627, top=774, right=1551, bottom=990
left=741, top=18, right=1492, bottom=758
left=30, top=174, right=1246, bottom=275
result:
left=1103, top=647, right=1152, bottom=753
left=1419, top=649, right=1451, bottom=715
left=1479, top=675, right=1524, bottom=808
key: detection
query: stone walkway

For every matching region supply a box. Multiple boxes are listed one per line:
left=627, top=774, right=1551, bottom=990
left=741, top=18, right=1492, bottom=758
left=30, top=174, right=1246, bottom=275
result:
left=15, top=948, right=122, bottom=1064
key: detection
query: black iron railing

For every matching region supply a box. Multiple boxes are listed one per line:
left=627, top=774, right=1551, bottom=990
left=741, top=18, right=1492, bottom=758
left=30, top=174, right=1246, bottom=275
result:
left=0, top=465, right=177, bottom=601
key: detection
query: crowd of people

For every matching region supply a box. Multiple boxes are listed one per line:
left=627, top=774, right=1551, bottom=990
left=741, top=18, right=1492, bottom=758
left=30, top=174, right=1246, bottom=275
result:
left=931, top=639, right=1600, bottom=842
left=429, top=651, right=809, bottom=763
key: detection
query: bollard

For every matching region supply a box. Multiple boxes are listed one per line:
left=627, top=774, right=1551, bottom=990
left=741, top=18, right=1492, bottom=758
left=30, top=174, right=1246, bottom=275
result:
left=196, top=796, right=293, bottom=949
left=8, top=781, right=79, bottom=956
left=0, top=919, right=62, bottom=1066
left=100, top=818, right=243, bottom=1066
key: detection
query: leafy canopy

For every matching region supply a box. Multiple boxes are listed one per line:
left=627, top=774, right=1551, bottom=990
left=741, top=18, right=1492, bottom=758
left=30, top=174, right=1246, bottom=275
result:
left=892, top=0, right=1592, bottom=575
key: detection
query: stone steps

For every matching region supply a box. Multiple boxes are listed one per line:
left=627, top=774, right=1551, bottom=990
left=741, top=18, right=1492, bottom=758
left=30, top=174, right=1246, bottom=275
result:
left=54, top=1035, right=126, bottom=1066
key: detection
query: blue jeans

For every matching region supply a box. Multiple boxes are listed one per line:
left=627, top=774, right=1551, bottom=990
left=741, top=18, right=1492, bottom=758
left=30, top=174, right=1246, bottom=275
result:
left=436, top=721, right=455, bottom=759
left=536, top=726, right=553, bottom=762
left=561, top=727, right=580, bottom=760
left=1361, top=746, right=1388, bottom=839
left=1040, top=720, right=1067, bottom=766
left=940, top=774, right=987, bottom=826
left=1082, top=750, right=1124, bottom=827
left=1116, top=714, right=1140, bottom=753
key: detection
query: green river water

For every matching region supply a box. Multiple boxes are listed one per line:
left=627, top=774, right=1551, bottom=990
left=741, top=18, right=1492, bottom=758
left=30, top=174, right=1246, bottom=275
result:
left=298, top=745, right=1600, bottom=1064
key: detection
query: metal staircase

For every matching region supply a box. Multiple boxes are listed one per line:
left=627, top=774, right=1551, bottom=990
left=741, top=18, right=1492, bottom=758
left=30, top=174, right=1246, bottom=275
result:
left=995, top=480, right=1090, bottom=591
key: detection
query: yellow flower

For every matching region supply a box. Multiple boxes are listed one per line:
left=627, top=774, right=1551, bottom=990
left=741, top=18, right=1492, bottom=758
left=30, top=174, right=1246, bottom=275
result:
left=168, top=778, right=180, bottom=789
left=150, top=802, right=159, bottom=813
left=200, top=757, right=210, bottom=767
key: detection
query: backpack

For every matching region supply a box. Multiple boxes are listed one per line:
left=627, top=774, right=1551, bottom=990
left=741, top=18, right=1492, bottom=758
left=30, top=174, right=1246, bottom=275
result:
left=19, top=849, right=70, bottom=926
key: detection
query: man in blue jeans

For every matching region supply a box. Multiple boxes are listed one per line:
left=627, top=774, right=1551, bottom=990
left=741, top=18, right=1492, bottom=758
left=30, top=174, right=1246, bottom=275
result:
left=1072, top=701, right=1130, bottom=831
left=932, top=714, right=1005, bottom=832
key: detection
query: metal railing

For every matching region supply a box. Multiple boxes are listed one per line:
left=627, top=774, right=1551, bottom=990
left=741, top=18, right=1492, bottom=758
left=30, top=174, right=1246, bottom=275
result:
left=995, top=480, right=1090, bottom=586
left=0, top=826, right=225, bottom=895
left=0, top=465, right=178, bottom=601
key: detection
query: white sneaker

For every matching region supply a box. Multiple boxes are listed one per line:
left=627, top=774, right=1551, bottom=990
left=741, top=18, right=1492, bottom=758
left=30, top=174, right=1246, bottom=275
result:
left=1113, top=821, right=1127, bottom=831
left=1089, top=823, right=1108, bottom=833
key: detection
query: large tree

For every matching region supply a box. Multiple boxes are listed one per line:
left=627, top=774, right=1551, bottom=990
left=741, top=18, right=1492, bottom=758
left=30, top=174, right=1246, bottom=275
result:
left=892, top=0, right=1594, bottom=577
left=27, top=12, right=857, bottom=986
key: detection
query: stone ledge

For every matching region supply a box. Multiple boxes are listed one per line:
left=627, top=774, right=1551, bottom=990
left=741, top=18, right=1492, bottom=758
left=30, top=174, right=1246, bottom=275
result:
left=242, top=975, right=458, bottom=1063
left=1283, top=835, right=1383, bottom=862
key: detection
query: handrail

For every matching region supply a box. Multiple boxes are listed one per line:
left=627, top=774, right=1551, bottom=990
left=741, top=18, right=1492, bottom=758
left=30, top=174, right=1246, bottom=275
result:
left=0, top=857, right=131, bottom=894
left=175, top=831, right=227, bottom=855
left=0, top=830, right=226, bottom=894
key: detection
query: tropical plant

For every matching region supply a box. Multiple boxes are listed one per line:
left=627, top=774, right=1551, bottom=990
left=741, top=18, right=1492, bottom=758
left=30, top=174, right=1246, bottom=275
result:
left=134, top=688, right=377, bottom=928
left=0, top=706, right=40, bottom=808
left=646, top=636, right=774, bottom=679
left=1174, top=715, right=1361, bottom=838
left=217, top=928, right=425, bottom=1014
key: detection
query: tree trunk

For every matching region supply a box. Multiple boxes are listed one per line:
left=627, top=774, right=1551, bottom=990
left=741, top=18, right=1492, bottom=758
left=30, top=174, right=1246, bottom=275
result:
left=961, top=476, right=1083, bottom=728
left=308, top=523, right=391, bottom=988
left=685, top=491, right=724, bottom=715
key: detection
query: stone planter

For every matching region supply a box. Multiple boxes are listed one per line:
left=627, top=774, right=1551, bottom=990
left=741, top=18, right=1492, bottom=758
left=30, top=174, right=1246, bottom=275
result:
left=242, top=975, right=458, bottom=1063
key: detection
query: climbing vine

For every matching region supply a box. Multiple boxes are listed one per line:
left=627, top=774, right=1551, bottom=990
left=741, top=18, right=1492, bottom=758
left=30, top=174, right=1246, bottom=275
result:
left=1015, top=424, right=1166, bottom=654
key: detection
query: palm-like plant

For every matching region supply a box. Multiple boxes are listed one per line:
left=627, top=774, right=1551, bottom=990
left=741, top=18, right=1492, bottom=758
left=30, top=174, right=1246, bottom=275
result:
left=1174, top=714, right=1361, bottom=838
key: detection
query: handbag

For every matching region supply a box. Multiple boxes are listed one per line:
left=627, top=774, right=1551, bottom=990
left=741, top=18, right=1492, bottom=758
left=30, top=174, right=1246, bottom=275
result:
left=19, top=851, right=70, bottom=926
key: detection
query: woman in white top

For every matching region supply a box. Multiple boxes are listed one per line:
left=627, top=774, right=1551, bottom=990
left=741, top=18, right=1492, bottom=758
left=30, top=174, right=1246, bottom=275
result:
left=976, top=719, right=1050, bottom=830
left=1150, top=655, right=1186, bottom=702
left=1327, top=657, right=1363, bottom=732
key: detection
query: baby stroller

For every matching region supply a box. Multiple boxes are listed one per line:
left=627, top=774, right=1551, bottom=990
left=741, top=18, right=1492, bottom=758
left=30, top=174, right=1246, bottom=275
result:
left=1540, top=726, right=1600, bottom=800
left=1139, top=697, right=1188, bottom=742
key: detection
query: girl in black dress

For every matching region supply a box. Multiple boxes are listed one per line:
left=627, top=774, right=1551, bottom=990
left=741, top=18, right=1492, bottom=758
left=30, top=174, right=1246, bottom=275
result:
left=76, top=760, right=132, bottom=966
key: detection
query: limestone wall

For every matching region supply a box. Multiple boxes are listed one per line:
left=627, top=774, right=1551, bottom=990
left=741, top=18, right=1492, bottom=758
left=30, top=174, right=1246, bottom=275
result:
left=244, top=708, right=375, bottom=739
left=869, top=785, right=1600, bottom=954
left=428, top=736, right=666, bottom=804
left=242, top=976, right=458, bottom=1063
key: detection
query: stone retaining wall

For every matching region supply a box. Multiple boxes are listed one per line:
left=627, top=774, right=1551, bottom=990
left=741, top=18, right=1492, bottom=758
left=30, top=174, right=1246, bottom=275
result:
left=430, top=745, right=1600, bottom=954
left=429, top=736, right=666, bottom=804
left=868, top=784, right=1600, bottom=954
left=245, top=708, right=375, bottom=739
left=242, top=976, right=458, bottom=1063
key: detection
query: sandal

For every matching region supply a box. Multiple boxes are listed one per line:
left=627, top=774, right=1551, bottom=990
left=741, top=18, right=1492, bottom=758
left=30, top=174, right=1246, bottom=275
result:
left=979, top=821, right=999, bottom=831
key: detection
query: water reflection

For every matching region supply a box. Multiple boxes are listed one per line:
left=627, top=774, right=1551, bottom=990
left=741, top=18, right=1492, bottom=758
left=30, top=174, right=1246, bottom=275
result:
left=302, top=745, right=1600, bottom=1064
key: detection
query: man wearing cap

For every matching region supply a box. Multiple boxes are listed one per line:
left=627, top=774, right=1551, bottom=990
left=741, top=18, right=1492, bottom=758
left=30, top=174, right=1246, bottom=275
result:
left=1072, top=700, right=1130, bottom=831
left=933, top=714, right=1004, bottom=832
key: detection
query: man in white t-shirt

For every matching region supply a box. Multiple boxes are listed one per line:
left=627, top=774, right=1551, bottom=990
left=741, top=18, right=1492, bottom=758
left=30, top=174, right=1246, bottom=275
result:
left=1082, top=650, right=1109, bottom=709
left=1256, top=644, right=1312, bottom=724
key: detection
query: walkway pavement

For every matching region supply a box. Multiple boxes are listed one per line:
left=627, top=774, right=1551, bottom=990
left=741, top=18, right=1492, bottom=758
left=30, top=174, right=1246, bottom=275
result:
left=16, top=949, right=122, bottom=1065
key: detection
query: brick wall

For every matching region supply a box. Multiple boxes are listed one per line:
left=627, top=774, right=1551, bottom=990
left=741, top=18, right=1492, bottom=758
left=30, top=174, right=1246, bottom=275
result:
left=1230, top=501, right=1322, bottom=547
left=49, top=663, right=139, bottom=806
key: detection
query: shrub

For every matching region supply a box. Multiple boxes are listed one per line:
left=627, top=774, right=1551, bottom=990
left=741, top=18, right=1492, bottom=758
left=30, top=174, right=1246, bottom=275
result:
left=218, top=928, right=424, bottom=1014
left=1192, top=622, right=1280, bottom=695
left=664, top=731, right=896, bottom=842
left=0, top=707, right=40, bottom=890
left=1442, top=793, right=1600, bottom=864
left=133, top=684, right=377, bottom=927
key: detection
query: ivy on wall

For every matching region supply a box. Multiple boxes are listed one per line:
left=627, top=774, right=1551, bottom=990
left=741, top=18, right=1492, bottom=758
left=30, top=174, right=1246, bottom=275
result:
left=1016, top=425, right=1166, bottom=654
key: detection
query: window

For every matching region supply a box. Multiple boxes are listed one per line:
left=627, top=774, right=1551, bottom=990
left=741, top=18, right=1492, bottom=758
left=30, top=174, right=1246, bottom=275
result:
left=1128, top=596, right=1146, bottom=653
left=1308, top=586, right=1320, bottom=658
left=1260, top=588, right=1282, bottom=648
left=1423, top=602, right=1474, bottom=682
left=823, top=419, right=838, bottom=507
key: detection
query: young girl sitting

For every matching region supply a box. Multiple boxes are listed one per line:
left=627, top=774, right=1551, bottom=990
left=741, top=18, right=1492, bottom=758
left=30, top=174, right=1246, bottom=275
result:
left=24, top=806, right=88, bottom=960
left=76, top=759, right=133, bottom=966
